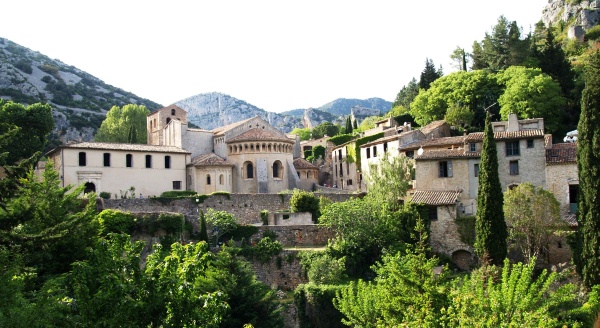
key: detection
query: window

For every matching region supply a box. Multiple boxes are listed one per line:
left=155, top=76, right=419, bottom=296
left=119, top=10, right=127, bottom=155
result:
left=366, top=148, right=371, bottom=159
left=474, top=163, right=479, bottom=177
left=527, top=139, right=534, bottom=148
left=373, top=146, right=377, bottom=157
left=506, top=141, right=520, bottom=156
left=273, top=161, right=282, bottom=178
left=339, top=163, right=343, bottom=177
left=245, top=162, right=254, bottom=179
left=509, top=160, right=519, bottom=175
left=103, top=153, right=110, bottom=167
left=166, top=117, right=171, bottom=125
left=219, top=174, right=224, bottom=185
left=338, top=150, right=342, bottom=161
left=206, top=175, right=211, bottom=185
left=383, top=142, right=388, bottom=152
left=145, top=155, right=152, bottom=168
left=171, top=108, right=176, bottom=115
left=429, top=206, right=438, bottom=221
left=164, top=156, right=171, bottom=169
left=126, top=154, right=133, bottom=168
left=173, top=181, right=182, bottom=190
left=347, top=179, right=353, bottom=186
left=78, top=152, right=86, bottom=166
left=439, top=161, right=453, bottom=177
left=406, top=150, right=414, bottom=159
left=469, top=143, right=476, bottom=152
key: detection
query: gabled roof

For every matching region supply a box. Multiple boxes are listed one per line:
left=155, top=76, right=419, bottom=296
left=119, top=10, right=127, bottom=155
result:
left=211, top=116, right=257, bottom=136
left=190, top=153, right=234, bottom=167
left=419, top=120, right=447, bottom=135
left=399, top=136, right=466, bottom=151
left=546, top=143, right=577, bottom=165
left=293, top=158, right=319, bottom=170
left=416, top=149, right=480, bottom=160
left=410, top=190, right=462, bottom=206
left=226, top=128, right=293, bottom=143
left=465, top=129, right=545, bottom=142
left=148, top=104, right=186, bottom=116
left=361, top=129, right=424, bottom=148
left=46, top=142, right=190, bottom=156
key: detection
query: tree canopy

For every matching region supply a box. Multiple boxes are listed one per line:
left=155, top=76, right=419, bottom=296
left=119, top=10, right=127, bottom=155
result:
left=95, top=104, right=150, bottom=144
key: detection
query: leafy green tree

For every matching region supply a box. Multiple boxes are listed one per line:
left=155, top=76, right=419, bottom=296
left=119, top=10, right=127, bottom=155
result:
left=357, top=116, right=384, bottom=132
left=311, top=122, right=339, bottom=139
left=205, top=209, right=239, bottom=246
left=503, top=183, right=565, bottom=264
left=95, top=104, right=150, bottom=144
left=472, top=16, right=531, bottom=71
left=410, top=70, right=501, bottom=128
left=199, top=210, right=210, bottom=245
left=0, top=101, right=54, bottom=166
left=475, top=113, right=507, bottom=266
left=450, top=46, right=469, bottom=71
left=574, top=50, right=600, bottom=288
left=443, top=258, right=586, bottom=327
left=290, top=189, right=320, bottom=221
left=300, top=251, right=348, bottom=285
left=444, top=102, right=475, bottom=132
left=497, top=66, right=564, bottom=134
left=365, top=152, right=413, bottom=211
left=290, top=127, right=312, bottom=141
left=419, top=58, right=443, bottom=90
left=0, top=163, right=98, bottom=277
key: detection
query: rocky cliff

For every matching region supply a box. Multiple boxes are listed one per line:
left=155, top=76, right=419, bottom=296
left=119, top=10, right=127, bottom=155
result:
left=543, top=0, right=600, bottom=30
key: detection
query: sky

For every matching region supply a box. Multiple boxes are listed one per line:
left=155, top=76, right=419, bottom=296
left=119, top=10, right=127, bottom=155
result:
left=1, top=0, right=549, bottom=113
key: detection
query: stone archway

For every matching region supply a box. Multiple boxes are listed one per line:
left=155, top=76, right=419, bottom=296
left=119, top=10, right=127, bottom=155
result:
left=452, top=249, right=473, bottom=271
left=84, top=182, right=96, bottom=194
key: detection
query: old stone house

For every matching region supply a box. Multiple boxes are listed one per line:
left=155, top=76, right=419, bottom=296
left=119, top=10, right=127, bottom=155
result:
left=47, top=105, right=318, bottom=197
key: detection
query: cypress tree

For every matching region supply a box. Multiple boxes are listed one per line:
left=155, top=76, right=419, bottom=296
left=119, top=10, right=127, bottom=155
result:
left=574, top=50, right=600, bottom=288
left=199, top=210, right=209, bottom=246
left=475, top=112, right=507, bottom=265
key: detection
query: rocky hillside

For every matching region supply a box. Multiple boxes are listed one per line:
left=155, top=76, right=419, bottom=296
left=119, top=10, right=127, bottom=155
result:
left=543, top=0, right=600, bottom=30
left=0, top=38, right=161, bottom=149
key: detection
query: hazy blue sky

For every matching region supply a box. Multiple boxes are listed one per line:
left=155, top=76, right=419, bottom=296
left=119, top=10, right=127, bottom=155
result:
left=1, top=0, right=548, bottom=112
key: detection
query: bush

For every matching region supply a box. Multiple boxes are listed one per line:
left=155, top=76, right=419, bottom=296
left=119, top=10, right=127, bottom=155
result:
left=290, top=189, right=320, bottom=221
left=294, top=283, right=346, bottom=328
left=96, top=209, right=135, bottom=235
left=260, top=210, right=269, bottom=225
left=160, top=190, right=197, bottom=198
left=14, top=60, right=32, bottom=74
left=99, top=191, right=111, bottom=199
left=135, top=213, right=185, bottom=236
left=328, top=133, right=356, bottom=146
left=585, top=25, right=600, bottom=41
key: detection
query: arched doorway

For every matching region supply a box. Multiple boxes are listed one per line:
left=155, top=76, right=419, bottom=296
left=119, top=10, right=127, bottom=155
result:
left=452, top=250, right=473, bottom=271
left=84, top=182, right=96, bottom=194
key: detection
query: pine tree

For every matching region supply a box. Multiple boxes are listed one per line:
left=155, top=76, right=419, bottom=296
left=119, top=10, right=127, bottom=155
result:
left=419, top=58, right=442, bottom=90
left=345, top=116, right=353, bottom=134
left=475, top=112, right=507, bottom=265
left=573, top=50, right=600, bottom=288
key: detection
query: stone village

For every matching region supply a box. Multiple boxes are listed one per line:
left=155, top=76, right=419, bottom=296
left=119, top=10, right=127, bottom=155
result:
left=46, top=104, right=578, bottom=274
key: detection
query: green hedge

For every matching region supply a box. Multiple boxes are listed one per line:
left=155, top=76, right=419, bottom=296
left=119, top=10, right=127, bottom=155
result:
left=160, top=190, right=197, bottom=198
left=328, top=133, right=356, bottom=146
left=96, top=209, right=135, bottom=235
left=294, top=283, right=346, bottom=328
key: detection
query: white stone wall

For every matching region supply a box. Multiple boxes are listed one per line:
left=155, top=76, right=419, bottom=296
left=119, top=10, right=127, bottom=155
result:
left=546, top=163, right=578, bottom=216
left=192, top=166, right=233, bottom=194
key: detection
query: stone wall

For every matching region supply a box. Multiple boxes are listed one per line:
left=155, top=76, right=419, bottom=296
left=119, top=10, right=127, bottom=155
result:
left=255, top=225, right=334, bottom=247
left=250, top=249, right=307, bottom=291
left=100, top=192, right=353, bottom=227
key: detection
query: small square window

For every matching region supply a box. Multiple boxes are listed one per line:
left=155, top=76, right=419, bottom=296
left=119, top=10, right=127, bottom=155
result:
left=470, top=143, right=476, bottom=152
left=406, top=150, right=414, bottom=159
left=439, top=161, right=453, bottom=177
left=429, top=206, right=438, bottom=221
left=506, top=141, right=520, bottom=156
left=173, top=181, right=182, bottom=190
left=527, top=139, right=534, bottom=148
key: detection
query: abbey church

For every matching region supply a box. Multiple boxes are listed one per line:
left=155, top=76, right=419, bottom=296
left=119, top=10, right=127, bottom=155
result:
left=47, top=105, right=318, bottom=197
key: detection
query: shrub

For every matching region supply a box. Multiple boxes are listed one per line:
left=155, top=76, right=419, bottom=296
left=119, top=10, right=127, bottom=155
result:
left=260, top=210, right=269, bottom=225
left=160, top=190, right=197, bottom=198
left=99, top=191, right=111, bottom=199
left=14, top=60, right=33, bottom=74
left=290, top=189, right=320, bottom=221
left=585, top=25, right=600, bottom=41
left=96, top=209, right=135, bottom=235
left=328, top=133, right=356, bottom=146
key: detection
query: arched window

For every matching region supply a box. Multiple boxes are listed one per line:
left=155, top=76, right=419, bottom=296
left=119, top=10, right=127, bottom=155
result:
left=171, top=108, right=176, bottom=115
left=244, top=161, right=254, bottom=179
left=273, top=160, right=283, bottom=178
left=219, top=174, right=224, bottom=185
left=206, top=174, right=211, bottom=185
left=166, top=117, right=172, bottom=125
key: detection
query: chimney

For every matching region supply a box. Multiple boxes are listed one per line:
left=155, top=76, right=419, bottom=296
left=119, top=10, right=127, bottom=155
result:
left=507, top=113, right=519, bottom=132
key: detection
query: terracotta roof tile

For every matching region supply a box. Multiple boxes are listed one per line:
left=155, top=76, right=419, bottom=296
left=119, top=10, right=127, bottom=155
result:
left=294, top=158, right=319, bottom=170
left=546, top=143, right=577, bottom=165
left=416, top=149, right=480, bottom=160
left=419, top=120, right=447, bottom=135
left=212, top=117, right=256, bottom=135
left=399, top=136, right=466, bottom=151
left=190, top=153, right=234, bottom=167
left=564, top=214, right=578, bottom=227
left=361, top=130, right=423, bottom=148
left=227, top=128, right=293, bottom=143
left=465, top=129, right=545, bottom=142
left=410, top=190, right=462, bottom=205
left=46, top=142, right=190, bottom=155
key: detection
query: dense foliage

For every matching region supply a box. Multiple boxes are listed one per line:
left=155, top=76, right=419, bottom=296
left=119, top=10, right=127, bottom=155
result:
left=574, top=49, right=600, bottom=288
left=95, top=104, right=150, bottom=144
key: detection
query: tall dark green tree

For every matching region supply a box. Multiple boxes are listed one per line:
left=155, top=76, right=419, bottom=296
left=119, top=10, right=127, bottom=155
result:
left=573, top=50, right=600, bottom=288
left=392, top=78, right=420, bottom=110
left=199, top=210, right=210, bottom=245
left=475, top=112, right=507, bottom=265
left=535, top=26, right=575, bottom=95
left=345, top=116, right=353, bottom=134
left=419, top=58, right=443, bottom=90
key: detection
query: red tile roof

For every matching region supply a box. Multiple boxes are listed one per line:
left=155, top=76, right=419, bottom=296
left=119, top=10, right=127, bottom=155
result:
left=226, top=128, right=293, bottom=143
left=190, top=153, right=234, bottom=167
left=416, top=149, right=480, bottom=160
left=293, top=158, right=319, bottom=170
left=419, top=120, right=447, bottom=135
left=410, top=190, right=462, bottom=205
left=399, top=136, right=466, bottom=151
left=465, top=129, right=545, bottom=142
left=564, top=214, right=578, bottom=227
left=46, top=142, right=190, bottom=156
left=546, top=143, right=577, bottom=165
